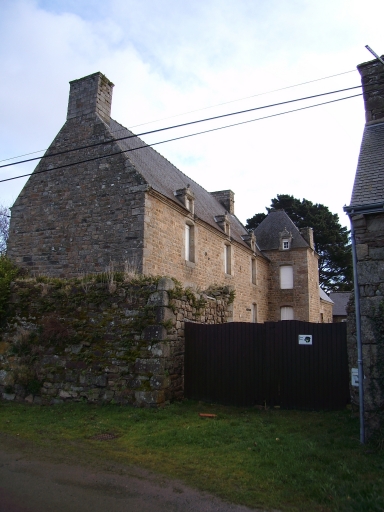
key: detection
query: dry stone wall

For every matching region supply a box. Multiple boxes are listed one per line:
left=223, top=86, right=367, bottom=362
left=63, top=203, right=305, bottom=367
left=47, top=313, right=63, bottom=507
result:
left=0, top=275, right=233, bottom=407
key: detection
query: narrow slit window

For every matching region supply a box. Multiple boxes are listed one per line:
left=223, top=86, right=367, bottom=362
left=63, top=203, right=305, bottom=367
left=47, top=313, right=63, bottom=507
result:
left=251, top=258, right=256, bottom=284
left=224, top=245, right=231, bottom=274
left=185, top=225, right=190, bottom=261
left=185, top=224, right=195, bottom=262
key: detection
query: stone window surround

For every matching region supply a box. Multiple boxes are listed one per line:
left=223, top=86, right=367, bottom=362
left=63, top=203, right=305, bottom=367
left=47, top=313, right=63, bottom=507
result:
left=282, top=239, right=290, bottom=250
left=251, top=257, right=257, bottom=285
left=175, top=186, right=195, bottom=215
left=224, top=242, right=232, bottom=275
left=185, top=219, right=195, bottom=265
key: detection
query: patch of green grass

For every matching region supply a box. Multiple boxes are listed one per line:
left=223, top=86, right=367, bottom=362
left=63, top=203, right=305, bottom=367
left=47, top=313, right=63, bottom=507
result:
left=0, top=401, right=383, bottom=511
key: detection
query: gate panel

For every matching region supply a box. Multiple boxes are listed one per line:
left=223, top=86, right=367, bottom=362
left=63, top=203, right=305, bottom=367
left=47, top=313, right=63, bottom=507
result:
left=184, top=320, right=349, bottom=409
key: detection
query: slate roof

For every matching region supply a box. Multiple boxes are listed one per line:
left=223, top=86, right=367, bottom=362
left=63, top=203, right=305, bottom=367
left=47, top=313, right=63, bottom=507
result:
left=350, top=122, right=384, bottom=207
left=109, top=119, right=257, bottom=253
left=328, top=292, right=351, bottom=316
left=319, top=288, right=333, bottom=304
left=253, top=210, right=309, bottom=251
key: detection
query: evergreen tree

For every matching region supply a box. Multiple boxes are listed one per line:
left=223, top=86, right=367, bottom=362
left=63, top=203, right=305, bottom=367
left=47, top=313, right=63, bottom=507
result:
left=246, top=194, right=353, bottom=292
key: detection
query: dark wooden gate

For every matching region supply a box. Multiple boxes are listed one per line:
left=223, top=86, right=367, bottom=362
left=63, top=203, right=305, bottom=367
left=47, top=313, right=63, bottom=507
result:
left=184, top=321, right=349, bottom=409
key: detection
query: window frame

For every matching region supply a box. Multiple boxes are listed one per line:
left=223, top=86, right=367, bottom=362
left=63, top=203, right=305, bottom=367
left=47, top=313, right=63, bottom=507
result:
left=281, top=306, right=294, bottom=320
left=224, top=243, right=232, bottom=275
left=280, top=265, right=293, bottom=289
left=185, top=222, right=195, bottom=262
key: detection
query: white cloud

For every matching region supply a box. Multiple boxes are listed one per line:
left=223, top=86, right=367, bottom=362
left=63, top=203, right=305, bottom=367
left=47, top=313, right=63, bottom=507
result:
left=0, top=0, right=383, bottom=225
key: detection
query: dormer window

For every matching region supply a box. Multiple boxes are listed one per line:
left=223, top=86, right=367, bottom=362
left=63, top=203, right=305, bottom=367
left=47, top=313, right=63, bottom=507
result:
left=215, top=213, right=230, bottom=237
left=175, top=185, right=195, bottom=214
left=242, top=232, right=256, bottom=252
left=279, top=228, right=292, bottom=251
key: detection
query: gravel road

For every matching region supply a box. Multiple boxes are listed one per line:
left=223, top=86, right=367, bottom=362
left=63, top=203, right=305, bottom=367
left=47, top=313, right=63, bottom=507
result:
left=0, top=437, right=268, bottom=512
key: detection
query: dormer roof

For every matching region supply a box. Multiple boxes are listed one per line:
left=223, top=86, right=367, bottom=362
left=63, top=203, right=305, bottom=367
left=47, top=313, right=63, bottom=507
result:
left=254, top=210, right=309, bottom=251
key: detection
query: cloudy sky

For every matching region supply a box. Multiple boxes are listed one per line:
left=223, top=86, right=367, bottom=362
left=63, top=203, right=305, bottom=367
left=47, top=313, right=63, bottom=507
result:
left=1, top=0, right=383, bottom=229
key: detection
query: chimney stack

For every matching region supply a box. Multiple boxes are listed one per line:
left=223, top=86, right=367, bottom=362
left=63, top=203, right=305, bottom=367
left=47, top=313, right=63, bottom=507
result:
left=67, top=72, right=114, bottom=124
left=210, top=190, right=235, bottom=214
left=358, top=56, right=384, bottom=125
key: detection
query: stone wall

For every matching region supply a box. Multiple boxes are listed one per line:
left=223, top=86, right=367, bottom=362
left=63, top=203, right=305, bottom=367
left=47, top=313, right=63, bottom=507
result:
left=143, top=192, right=270, bottom=323
left=347, top=212, right=384, bottom=437
left=0, top=276, right=233, bottom=407
left=262, top=247, right=320, bottom=322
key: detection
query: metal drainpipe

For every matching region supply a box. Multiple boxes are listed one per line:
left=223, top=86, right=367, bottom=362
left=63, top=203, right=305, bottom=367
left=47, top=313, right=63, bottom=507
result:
left=348, top=215, right=365, bottom=444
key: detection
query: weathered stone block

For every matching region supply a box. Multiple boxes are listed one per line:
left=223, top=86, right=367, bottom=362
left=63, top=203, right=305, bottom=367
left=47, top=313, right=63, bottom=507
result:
left=0, top=370, right=14, bottom=387
left=147, top=291, right=169, bottom=307
left=134, top=358, right=162, bottom=374
left=134, top=390, right=165, bottom=405
left=150, top=375, right=171, bottom=390
left=356, top=243, right=369, bottom=259
left=156, top=306, right=175, bottom=324
left=141, top=325, right=167, bottom=340
left=157, top=277, right=175, bottom=291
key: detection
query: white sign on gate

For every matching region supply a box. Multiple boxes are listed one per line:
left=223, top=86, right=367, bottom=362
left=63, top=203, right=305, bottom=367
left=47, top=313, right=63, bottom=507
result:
left=298, top=334, right=312, bottom=345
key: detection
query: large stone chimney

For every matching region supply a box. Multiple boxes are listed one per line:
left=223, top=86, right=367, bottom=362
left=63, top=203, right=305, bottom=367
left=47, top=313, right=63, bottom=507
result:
left=66, top=72, right=114, bottom=125
left=358, top=56, right=384, bottom=125
left=210, top=190, right=235, bottom=214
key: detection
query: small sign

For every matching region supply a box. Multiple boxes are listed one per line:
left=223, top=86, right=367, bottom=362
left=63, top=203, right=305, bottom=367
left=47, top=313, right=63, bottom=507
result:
left=298, top=334, right=312, bottom=345
left=351, top=368, right=359, bottom=387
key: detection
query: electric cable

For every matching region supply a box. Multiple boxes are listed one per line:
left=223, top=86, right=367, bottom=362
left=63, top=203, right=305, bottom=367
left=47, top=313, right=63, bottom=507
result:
left=129, top=69, right=357, bottom=129
left=0, top=92, right=362, bottom=185
left=0, top=84, right=362, bottom=170
left=0, top=68, right=357, bottom=164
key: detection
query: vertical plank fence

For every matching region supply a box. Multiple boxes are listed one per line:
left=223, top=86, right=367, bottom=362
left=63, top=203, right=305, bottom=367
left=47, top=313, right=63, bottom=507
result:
left=184, top=320, right=349, bottom=409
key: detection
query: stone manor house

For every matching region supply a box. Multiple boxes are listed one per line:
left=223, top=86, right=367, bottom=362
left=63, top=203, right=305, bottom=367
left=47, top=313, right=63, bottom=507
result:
left=7, top=72, right=331, bottom=323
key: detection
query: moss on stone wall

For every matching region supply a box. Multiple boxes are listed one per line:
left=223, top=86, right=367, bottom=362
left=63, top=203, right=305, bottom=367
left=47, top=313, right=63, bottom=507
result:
left=0, top=271, right=232, bottom=407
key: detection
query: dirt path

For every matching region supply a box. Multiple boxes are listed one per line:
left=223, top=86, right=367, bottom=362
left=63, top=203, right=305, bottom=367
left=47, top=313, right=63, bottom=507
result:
left=0, top=437, right=267, bottom=512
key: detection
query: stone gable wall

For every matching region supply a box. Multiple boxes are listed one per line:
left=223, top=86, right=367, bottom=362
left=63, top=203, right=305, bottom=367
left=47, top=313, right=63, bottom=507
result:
left=143, top=192, right=270, bottom=323
left=7, top=114, right=147, bottom=277
left=0, top=276, right=233, bottom=407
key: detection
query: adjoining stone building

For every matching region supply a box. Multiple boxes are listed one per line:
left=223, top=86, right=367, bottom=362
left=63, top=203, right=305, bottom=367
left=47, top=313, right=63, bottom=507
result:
left=7, top=72, right=329, bottom=323
left=344, top=56, right=384, bottom=436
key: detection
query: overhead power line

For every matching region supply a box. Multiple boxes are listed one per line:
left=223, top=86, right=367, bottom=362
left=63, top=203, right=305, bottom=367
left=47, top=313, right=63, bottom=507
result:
left=0, top=68, right=357, bottom=165
left=0, top=92, right=362, bottom=185
left=0, top=84, right=362, bottom=171
left=129, top=69, right=357, bottom=129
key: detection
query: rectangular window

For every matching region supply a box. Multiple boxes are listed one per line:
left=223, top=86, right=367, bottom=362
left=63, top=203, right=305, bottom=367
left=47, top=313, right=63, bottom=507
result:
left=185, top=225, right=191, bottom=261
left=252, top=303, right=257, bottom=323
left=224, top=245, right=231, bottom=274
left=282, top=239, right=290, bottom=250
left=281, top=306, right=294, bottom=320
left=185, top=224, right=195, bottom=262
left=251, top=258, right=256, bottom=284
left=280, top=265, right=293, bottom=289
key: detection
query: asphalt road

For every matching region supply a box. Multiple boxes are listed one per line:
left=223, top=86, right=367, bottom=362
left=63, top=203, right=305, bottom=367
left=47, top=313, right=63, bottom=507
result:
left=0, top=440, right=267, bottom=512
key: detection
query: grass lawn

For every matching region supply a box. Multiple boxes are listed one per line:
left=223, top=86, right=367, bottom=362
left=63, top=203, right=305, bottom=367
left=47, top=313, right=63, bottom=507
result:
left=0, top=400, right=383, bottom=511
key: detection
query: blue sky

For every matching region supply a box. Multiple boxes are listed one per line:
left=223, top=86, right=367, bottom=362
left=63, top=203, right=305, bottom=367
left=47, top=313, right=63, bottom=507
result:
left=1, top=0, right=383, bottom=227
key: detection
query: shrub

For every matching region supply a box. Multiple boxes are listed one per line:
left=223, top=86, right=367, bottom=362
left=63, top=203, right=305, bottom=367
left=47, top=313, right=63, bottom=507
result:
left=0, top=255, right=20, bottom=324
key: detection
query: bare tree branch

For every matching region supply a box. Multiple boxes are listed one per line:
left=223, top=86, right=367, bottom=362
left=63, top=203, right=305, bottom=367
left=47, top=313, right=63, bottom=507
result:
left=0, top=205, right=10, bottom=254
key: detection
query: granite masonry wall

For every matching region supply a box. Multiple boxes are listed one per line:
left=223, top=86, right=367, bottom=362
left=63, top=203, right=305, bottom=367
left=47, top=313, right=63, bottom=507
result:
left=0, top=276, right=233, bottom=407
left=262, top=247, right=320, bottom=322
left=347, top=212, right=384, bottom=437
left=143, top=192, right=270, bottom=323
left=7, top=73, right=147, bottom=277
